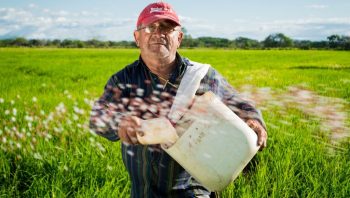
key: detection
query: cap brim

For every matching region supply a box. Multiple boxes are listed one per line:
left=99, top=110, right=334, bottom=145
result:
left=140, top=15, right=180, bottom=27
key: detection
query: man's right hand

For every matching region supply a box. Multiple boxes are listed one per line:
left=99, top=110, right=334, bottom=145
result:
left=118, top=116, right=142, bottom=145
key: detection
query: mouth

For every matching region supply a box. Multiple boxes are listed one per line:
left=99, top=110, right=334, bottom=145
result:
left=150, top=42, right=166, bottom=45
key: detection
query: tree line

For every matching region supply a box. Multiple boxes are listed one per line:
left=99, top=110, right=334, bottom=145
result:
left=0, top=33, right=349, bottom=50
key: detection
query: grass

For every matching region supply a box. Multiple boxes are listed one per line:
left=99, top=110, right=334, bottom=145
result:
left=0, top=48, right=349, bottom=197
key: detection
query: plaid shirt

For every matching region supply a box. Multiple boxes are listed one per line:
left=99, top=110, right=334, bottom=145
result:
left=90, top=53, right=266, bottom=198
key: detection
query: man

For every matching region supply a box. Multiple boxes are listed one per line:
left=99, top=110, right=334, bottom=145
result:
left=90, top=2, right=267, bottom=197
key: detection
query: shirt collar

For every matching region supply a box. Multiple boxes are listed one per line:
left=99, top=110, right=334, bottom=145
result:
left=137, top=52, right=187, bottom=78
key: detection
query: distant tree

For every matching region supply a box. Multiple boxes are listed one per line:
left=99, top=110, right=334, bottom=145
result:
left=2, top=33, right=348, bottom=50
left=0, top=39, right=13, bottom=47
left=327, top=34, right=350, bottom=50
left=263, top=33, right=293, bottom=48
left=12, top=37, right=28, bottom=47
left=342, top=36, right=350, bottom=50
left=327, top=34, right=341, bottom=48
left=28, top=39, right=46, bottom=47
left=234, top=37, right=261, bottom=49
left=61, top=39, right=74, bottom=48
left=180, top=27, right=200, bottom=48
left=310, top=41, right=328, bottom=49
left=181, top=35, right=200, bottom=48
left=86, top=39, right=105, bottom=48
left=293, top=40, right=312, bottom=50
left=75, top=40, right=85, bottom=48
left=51, top=39, right=61, bottom=47
left=197, top=37, right=230, bottom=48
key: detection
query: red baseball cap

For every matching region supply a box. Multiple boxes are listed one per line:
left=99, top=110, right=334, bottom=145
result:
left=136, top=2, right=181, bottom=28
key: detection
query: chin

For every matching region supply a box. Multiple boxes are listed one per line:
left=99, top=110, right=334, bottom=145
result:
left=149, top=48, right=169, bottom=57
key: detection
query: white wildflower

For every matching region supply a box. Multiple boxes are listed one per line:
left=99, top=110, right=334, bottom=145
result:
left=0, top=98, right=4, bottom=103
left=11, top=117, right=16, bottom=122
left=25, top=115, right=33, bottom=122
left=32, top=97, right=37, bottom=102
left=55, top=103, right=66, bottom=113
left=47, top=112, right=54, bottom=121
left=11, top=100, right=15, bottom=105
left=89, top=129, right=97, bottom=136
left=53, top=127, right=59, bottom=133
left=67, top=119, right=72, bottom=125
left=33, top=152, right=43, bottom=160
left=5, top=110, right=10, bottom=115
left=96, top=142, right=106, bottom=152
left=84, top=98, right=89, bottom=104
left=45, top=134, right=52, bottom=140
left=73, top=113, right=79, bottom=121
left=73, top=106, right=85, bottom=115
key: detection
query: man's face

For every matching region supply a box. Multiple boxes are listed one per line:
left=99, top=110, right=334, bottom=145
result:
left=134, top=19, right=183, bottom=59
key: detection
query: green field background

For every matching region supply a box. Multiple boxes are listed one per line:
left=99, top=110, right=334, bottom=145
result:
left=0, top=48, right=349, bottom=197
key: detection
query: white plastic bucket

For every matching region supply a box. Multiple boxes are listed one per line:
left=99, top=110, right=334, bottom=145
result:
left=162, top=91, right=260, bottom=191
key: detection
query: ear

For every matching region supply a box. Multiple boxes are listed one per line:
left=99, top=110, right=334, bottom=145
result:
left=177, top=31, right=184, bottom=48
left=134, top=31, right=140, bottom=47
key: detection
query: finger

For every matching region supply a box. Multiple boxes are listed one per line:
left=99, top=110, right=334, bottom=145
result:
left=123, top=134, right=133, bottom=145
left=119, top=128, right=132, bottom=144
left=130, top=116, right=141, bottom=127
left=126, top=127, right=138, bottom=144
left=246, top=119, right=267, bottom=149
left=258, top=131, right=268, bottom=150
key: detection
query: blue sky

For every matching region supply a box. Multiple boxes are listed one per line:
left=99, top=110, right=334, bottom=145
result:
left=1, top=0, right=349, bottom=41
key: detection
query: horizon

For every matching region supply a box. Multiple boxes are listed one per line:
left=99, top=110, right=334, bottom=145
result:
left=1, top=0, right=350, bottom=41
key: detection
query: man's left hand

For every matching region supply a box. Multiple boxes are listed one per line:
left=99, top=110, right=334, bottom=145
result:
left=246, top=119, right=267, bottom=150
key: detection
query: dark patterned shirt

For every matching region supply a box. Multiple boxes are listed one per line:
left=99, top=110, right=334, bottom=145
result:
left=90, top=53, right=266, bottom=198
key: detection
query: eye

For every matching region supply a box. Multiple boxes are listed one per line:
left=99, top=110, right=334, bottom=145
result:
left=148, top=25, right=157, bottom=32
left=160, top=24, right=172, bottom=31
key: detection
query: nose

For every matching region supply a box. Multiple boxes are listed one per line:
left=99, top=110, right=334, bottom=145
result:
left=151, top=28, right=166, bottom=38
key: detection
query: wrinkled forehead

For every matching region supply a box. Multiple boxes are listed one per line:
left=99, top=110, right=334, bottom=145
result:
left=141, top=19, right=179, bottom=27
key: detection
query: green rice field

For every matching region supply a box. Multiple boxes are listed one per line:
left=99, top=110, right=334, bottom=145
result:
left=0, top=48, right=349, bottom=197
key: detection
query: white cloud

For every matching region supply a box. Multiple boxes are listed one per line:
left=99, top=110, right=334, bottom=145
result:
left=180, top=16, right=350, bottom=41
left=0, top=7, right=136, bottom=40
